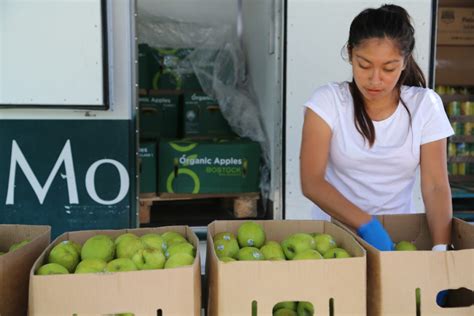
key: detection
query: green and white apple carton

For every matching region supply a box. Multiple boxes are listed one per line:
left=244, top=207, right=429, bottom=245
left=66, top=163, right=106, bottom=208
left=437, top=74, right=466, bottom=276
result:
left=139, top=141, right=157, bottom=194
left=149, top=47, right=207, bottom=91
left=28, top=226, right=201, bottom=316
left=206, top=220, right=367, bottom=316
left=334, top=214, right=474, bottom=316
left=138, top=43, right=152, bottom=90
left=183, top=92, right=236, bottom=138
left=0, top=225, right=50, bottom=316
left=139, top=90, right=181, bottom=140
left=158, top=138, right=261, bottom=194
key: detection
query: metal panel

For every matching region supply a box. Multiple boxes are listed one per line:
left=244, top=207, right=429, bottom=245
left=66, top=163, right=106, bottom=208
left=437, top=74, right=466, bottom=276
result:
left=0, top=0, right=137, bottom=237
left=242, top=0, right=285, bottom=218
left=285, top=0, right=433, bottom=219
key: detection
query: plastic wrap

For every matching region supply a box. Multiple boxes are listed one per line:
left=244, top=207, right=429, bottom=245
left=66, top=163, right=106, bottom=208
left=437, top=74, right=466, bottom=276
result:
left=138, top=12, right=271, bottom=202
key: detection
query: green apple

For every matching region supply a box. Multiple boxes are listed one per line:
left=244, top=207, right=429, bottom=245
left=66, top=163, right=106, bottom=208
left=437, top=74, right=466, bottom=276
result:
left=313, top=233, right=337, bottom=255
left=220, top=256, right=236, bottom=262
left=214, top=238, right=239, bottom=259
left=292, top=249, right=323, bottom=260
left=9, top=239, right=30, bottom=252
left=81, top=235, right=115, bottom=262
left=114, top=233, right=139, bottom=246
left=164, top=253, right=195, bottom=269
left=281, top=233, right=316, bottom=260
left=105, top=258, right=138, bottom=272
left=132, top=248, right=166, bottom=270
left=165, top=242, right=195, bottom=259
left=213, top=232, right=236, bottom=242
left=236, top=246, right=264, bottom=261
left=74, top=258, right=107, bottom=274
left=260, top=241, right=285, bottom=260
left=65, top=240, right=82, bottom=255
left=297, top=301, right=314, bottom=316
left=36, top=263, right=69, bottom=275
left=273, top=308, right=297, bottom=316
left=323, top=247, right=351, bottom=259
left=237, top=221, right=266, bottom=248
left=395, top=241, right=417, bottom=251
left=140, top=233, right=167, bottom=252
left=116, top=238, right=145, bottom=259
left=273, top=301, right=297, bottom=312
left=48, top=241, right=80, bottom=272
left=161, top=231, right=187, bottom=247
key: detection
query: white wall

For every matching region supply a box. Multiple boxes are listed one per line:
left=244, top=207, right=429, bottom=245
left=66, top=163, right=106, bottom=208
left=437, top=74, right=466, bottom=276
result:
left=285, top=0, right=433, bottom=219
left=0, top=0, right=134, bottom=120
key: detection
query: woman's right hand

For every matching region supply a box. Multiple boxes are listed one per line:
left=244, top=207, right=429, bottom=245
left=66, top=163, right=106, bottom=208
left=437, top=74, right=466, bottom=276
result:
left=357, top=216, right=395, bottom=251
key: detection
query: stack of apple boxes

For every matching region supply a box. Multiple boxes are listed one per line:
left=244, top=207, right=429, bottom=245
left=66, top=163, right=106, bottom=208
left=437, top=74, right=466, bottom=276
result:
left=24, top=216, right=474, bottom=315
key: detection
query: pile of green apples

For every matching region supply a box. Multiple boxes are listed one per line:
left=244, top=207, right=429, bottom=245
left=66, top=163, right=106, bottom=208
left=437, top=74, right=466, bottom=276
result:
left=394, top=240, right=417, bottom=251
left=272, top=301, right=314, bottom=316
left=0, top=239, right=31, bottom=256
left=213, top=221, right=351, bottom=262
left=36, top=231, right=196, bottom=275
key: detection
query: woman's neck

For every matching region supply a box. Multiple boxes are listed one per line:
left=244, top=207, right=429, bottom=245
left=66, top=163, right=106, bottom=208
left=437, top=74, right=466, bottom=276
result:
left=365, top=91, right=399, bottom=121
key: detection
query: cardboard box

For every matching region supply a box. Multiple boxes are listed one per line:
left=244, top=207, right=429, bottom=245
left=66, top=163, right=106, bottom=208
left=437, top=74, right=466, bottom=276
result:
left=139, top=141, right=157, bottom=194
left=435, top=45, right=474, bottom=86
left=28, top=226, right=201, bottom=316
left=438, top=7, right=474, bottom=45
left=335, top=214, right=474, bottom=316
left=149, top=48, right=204, bottom=91
left=206, top=220, right=366, bottom=316
left=0, top=225, right=51, bottom=316
left=183, top=92, right=235, bottom=138
left=139, top=90, right=181, bottom=140
left=158, top=138, right=261, bottom=194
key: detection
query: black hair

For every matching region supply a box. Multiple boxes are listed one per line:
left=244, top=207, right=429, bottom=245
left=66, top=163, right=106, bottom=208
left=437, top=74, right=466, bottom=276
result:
left=347, top=4, right=426, bottom=146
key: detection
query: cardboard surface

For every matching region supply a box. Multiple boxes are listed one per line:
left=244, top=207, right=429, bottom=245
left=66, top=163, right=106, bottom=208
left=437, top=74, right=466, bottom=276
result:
left=206, top=220, right=366, bottom=316
left=438, top=7, right=474, bottom=46
left=335, top=214, right=474, bottom=316
left=435, top=46, right=474, bottom=86
left=28, top=226, right=201, bottom=316
left=0, top=225, right=51, bottom=316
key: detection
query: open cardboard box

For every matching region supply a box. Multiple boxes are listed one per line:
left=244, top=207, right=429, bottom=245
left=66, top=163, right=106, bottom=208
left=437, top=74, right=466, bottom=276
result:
left=28, top=226, right=201, bottom=316
left=334, top=214, right=474, bottom=316
left=0, top=224, right=51, bottom=316
left=206, top=220, right=366, bottom=316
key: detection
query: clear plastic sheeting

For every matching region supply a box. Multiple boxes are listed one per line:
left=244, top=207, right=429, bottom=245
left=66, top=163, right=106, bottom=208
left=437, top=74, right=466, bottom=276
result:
left=137, top=12, right=271, bottom=202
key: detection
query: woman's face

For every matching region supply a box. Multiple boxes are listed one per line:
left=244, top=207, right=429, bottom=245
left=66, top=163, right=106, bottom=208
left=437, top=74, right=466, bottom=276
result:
left=350, top=37, right=405, bottom=105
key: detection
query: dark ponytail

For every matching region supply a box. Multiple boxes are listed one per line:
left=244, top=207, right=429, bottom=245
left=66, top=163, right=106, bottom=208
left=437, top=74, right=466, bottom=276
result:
left=347, top=4, right=426, bottom=146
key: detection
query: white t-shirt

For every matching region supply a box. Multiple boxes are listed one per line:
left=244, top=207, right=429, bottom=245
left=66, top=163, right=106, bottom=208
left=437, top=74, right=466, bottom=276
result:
left=304, top=82, right=454, bottom=219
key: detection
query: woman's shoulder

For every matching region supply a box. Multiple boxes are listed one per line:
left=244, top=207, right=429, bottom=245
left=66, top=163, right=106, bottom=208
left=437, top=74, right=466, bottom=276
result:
left=308, top=81, right=351, bottom=104
left=401, top=86, right=441, bottom=104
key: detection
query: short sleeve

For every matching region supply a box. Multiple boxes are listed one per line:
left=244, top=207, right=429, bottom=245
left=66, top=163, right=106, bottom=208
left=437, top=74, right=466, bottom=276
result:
left=420, top=90, right=454, bottom=145
left=303, top=84, right=339, bottom=130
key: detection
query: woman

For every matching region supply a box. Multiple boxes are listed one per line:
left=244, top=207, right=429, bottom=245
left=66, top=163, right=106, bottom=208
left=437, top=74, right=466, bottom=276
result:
left=300, top=4, right=453, bottom=251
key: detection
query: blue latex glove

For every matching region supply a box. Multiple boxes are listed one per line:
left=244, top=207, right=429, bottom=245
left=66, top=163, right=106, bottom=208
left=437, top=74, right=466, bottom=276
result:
left=437, top=290, right=448, bottom=307
left=357, top=216, right=395, bottom=251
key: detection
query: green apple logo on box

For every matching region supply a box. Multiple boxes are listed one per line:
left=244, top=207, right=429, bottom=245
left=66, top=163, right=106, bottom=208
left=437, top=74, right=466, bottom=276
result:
left=166, top=168, right=200, bottom=193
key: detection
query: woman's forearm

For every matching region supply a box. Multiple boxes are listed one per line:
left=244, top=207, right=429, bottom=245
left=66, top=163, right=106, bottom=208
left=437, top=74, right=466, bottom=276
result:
left=422, top=183, right=453, bottom=246
left=301, top=177, right=371, bottom=229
